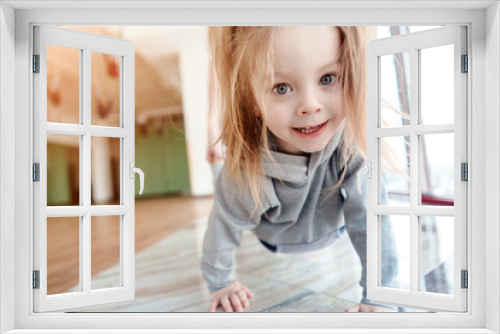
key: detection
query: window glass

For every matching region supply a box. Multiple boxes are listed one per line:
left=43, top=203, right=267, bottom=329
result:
left=46, top=45, right=80, bottom=124
left=91, top=52, right=121, bottom=127
left=420, top=134, right=454, bottom=206
left=91, top=215, right=122, bottom=290
left=420, top=216, right=454, bottom=295
left=47, top=134, right=80, bottom=206
left=47, top=217, right=81, bottom=295
left=420, top=45, right=454, bottom=125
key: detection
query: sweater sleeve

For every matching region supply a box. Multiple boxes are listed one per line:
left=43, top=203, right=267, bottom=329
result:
left=199, top=167, right=260, bottom=293
left=340, top=154, right=399, bottom=309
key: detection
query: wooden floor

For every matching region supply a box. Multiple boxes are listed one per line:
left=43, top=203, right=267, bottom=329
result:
left=50, top=194, right=434, bottom=312
left=47, top=195, right=214, bottom=295
left=76, top=215, right=366, bottom=312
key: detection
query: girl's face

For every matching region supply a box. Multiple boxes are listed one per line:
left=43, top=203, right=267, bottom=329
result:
left=265, top=26, right=345, bottom=155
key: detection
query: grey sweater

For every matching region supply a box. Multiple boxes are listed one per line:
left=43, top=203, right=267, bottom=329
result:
left=200, top=127, right=398, bottom=307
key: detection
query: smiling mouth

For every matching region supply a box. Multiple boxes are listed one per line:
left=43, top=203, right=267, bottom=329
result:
left=293, top=121, right=328, bottom=134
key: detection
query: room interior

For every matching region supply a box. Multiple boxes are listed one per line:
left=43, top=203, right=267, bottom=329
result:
left=44, top=25, right=452, bottom=313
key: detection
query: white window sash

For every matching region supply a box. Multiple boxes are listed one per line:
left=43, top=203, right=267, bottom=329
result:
left=366, top=25, right=468, bottom=312
left=32, top=25, right=136, bottom=313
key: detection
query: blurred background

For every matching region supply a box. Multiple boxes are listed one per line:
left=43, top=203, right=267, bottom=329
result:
left=46, top=26, right=214, bottom=206
left=45, top=26, right=455, bottom=312
left=46, top=26, right=215, bottom=300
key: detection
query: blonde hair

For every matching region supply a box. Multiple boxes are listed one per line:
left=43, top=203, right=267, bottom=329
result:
left=209, top=26, right=404, bottom=214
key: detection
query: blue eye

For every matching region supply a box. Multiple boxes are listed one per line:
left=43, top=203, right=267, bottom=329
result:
left=274, top=83, right=290, bottom=95
left=320, top=74, right=336, bottom=86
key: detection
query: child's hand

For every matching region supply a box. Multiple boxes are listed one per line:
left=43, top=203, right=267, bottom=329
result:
left=206, top=142, right=225, bottom=164
left=344, top=303, right=397, bottom=312
left=209, top=280, right=255, bottom=312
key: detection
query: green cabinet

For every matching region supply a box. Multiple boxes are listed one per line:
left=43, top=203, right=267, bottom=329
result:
left=46, top=125, right=191, bottom=205
left=134, top=125, right=191, bottom=197
left=46, top=144, right=72, bottom=205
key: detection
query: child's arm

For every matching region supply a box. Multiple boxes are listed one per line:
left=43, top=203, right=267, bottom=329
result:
left=340, top=154, right=399, bottom=312
left=200, top=167, right=260, bottom=311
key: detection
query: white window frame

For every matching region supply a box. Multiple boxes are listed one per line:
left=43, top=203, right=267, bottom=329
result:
left=366, top=26, right=468, bottom=312
left=33, top=25, right=136, bottom=313
left=0, top=1, right=498, bottom=333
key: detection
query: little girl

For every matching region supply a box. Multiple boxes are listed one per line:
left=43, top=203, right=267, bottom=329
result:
left=200, top=26, right=399, bottom=312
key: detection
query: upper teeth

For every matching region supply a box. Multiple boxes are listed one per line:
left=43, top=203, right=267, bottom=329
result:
left=297, top=125, right=321, bottom=134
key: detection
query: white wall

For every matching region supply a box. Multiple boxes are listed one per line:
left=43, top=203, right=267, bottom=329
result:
left=126, top=27, right=214, bottom=196
left=485, top=2, right=500, bottom=333
left=0, top=2, right=16, bottom=333
left=176, top=27, right=214, bottom=196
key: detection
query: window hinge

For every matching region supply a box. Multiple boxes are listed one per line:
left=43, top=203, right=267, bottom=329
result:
left=33, top=270, right=40, bottom=289
left=33, top=54, right=40, bottom=73
left=461, top=54, right=468, bottom=73
left=461, top=270, right=468, bottom=289
left=461, top=163, right=468, bottom=181
left=33, top=163, right=40, bottom=182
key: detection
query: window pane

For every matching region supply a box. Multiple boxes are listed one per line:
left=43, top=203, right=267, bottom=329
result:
left=47, top=134, right=80, bottom=206
left=91, top=137, right=121, bottom=205
left=420, top=134, right=454, bottom=206
left=47, top=45, right=80, bottom=124
left=47, top=216, right=81, bottom=295
left=420, top=216, right=454, bottom=295
left=381, top=137, right=410, bottom=206
left=91, top=52, right=121, bottom=127
left=380, top=215, right=409, bottom=290
left=380, top=52, right=410, bottom=128
left=420, top=44, right=454, bottom=125
left=91, top=215, right=121, bottom=290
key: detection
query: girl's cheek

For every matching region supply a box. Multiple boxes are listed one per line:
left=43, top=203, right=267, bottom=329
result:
left=333, top=89, right=344, bottom=108
left=269, top=97, right=293, bottom=113
left=272, top=93, right=292, bottom=103
left=265, top=101, right=285, bottom=118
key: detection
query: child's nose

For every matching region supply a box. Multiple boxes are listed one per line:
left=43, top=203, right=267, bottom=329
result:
left=297, top=91, right=322, bottom=116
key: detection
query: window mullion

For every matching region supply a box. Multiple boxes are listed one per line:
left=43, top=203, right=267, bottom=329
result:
left=373, top=205, right=454, bottom=216
left=81, top=214, right=91, bottom=293
left=410, top=47, right=419, bottom=295
left=46, top=123, right=87, bottom=135
left=90, top=206, right=128, bottom=216
left=81, top=47, right=92, bottom=294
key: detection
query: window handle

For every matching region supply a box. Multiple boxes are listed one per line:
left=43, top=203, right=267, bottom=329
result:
left=129, top=162, right=144, bottom=195
left=357, top=161, right=372, bottom=195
